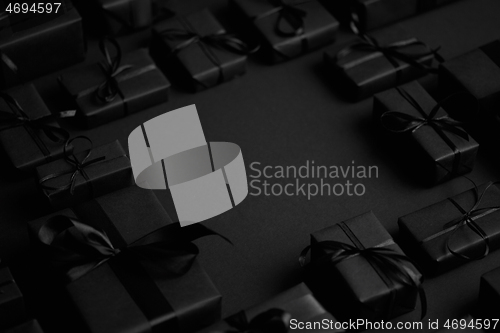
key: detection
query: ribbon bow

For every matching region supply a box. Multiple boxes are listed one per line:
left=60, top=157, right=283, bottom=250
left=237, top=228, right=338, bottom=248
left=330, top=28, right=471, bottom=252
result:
left=273, top=1, right=307, bottom=37
left=211, top=308, right=290, bottom=333
left=95, top=38, right=132, bottom=104
left=38, top=136, right=107, bottom=195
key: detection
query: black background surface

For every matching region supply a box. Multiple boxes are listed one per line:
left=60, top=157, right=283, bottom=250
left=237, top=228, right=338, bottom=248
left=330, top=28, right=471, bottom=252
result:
left=2, top=0, right=500, bottom=331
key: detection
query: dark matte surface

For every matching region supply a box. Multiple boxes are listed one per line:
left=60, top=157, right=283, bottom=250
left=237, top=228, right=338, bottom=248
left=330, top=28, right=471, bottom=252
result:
left=1, top=0, right=500, bottom=332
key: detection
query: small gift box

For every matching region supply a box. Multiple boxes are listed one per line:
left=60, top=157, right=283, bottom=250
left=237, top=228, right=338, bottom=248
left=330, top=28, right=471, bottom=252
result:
left=198, top=283, right=342, bottom=332
left=399, top=181, right=500, bottom=276
left=324, top=25, right=440, bottom=101
left=0, top=267, right=26, bottom=329
left=36, top=138, right=133, bottom=209
left=230, top=0, right=339, bottom=63
left=153, top=9, right=254, bottom=92
left=478, top=266, right=500, bottom=324
left=0, top=0, right=85, bottom=89
left=373, top=81, right=479, bottom=184
left=4, top=320, right=44, bottom=333
left=0, top=84, right=73, bottom=172
left=29, top=186, right=223, bottom=333
left=302, top=211, right=424, bottom=322
left=95, top=0, right=152, bottom=35
left=439, top=40, right=500, bottom=132
left=58, top=39, right=170, bottom=128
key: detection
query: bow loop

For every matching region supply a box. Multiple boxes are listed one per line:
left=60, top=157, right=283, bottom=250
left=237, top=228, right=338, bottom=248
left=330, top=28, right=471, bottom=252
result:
left=275, top=2, right=307, bottom=37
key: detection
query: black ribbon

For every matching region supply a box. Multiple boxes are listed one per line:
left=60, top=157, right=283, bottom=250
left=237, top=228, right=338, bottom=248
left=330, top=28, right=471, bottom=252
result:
left=300, top=223, right=426, bottom=320
left=420, top=180, right=500, bottom=261
left=38, top=136, right=107, bottom=195
left=0, top=91, right=73, bottom=159
left=380, top=87, right=473, bottom=176
left=214, top=308, right=290, bottom=333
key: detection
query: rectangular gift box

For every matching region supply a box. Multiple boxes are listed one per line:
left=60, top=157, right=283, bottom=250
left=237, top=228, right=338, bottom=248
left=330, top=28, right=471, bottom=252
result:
left=306, top=211, right=422, bottom=322
left=28, top=186, right=221, bottom=333
left=398, top=182, right=500, bottom=276
left=373, top=81, right=478, bottom=184
left=478, top=266, right=500, bottom=323
left=230, top=0, right=339, bottom=64
left=439, top=40, right=500, bottom=135
left=324, top=25, right=436, bottom=101
left=0, top=84, right=73, bottom=172
left=36, top=140, right=133, bottom=210
left=3, top=320, right=44, bottom=333
left=153, top=9, right=248, bottom=92
left=59, top=48, right=170, bottom=128
left=0, top=0, right=85, bottom=89
left=97, top=0, right=152, bottom=35
left=198, top=283, right=343, bottom=333
left=0, top=267, right=26, bottom=329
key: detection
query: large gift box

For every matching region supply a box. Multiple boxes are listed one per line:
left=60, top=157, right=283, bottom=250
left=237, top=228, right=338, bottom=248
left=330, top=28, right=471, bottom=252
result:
left=0, top=84, right=73, bottom=172
left=3, top=320, right=44, bottom=333
left=303, top=211, right=424, bottom=322
left=398, top=181, right=500, bottom=275
left=324, top=25, right=439, bottom=101
left=36, top=139, right=133, bottom=209
left=373, top=81, right=478, bottom=184
left=0, top=266, right=26, bottom=329
left=0, top=0, right=85, bottom=88
left=28, top=185, right=222, bottom=333
left=477, top=266, right=500, bottom=325
left=58, top=40, right=170, bottom=128
left=230, top=0, right=339, bottom=64
left=198, top=283, right=343, bottom=332
left=153, top=9, right=251, bottom=92
left=439, top=40, right=500, bottom=138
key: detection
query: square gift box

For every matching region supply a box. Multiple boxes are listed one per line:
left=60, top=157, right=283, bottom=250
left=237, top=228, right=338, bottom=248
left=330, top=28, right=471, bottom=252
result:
left=0, top=266, right=26, bottom=329
left=477, top=266, right=500, bottom=324
left=373, top=81, right=478, bottom=184
left=0, top=0, right=85, bottom=88
left=304, top=211, right=423, bottom=322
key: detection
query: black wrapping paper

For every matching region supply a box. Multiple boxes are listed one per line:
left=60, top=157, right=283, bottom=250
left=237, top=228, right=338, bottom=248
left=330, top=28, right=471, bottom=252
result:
left=36, top=140, right=133, bottom=209
left=59, top=48, right=170, bottom=128
left=3, top=320, right=44, bottom=333
left=477, top=266, right=500, bottom=322
left=0, top=0, right=85, bottom=88
left=153, top=9, right=248, bottom=92
left=373, top=81, right=478, bottom=185
left=324, top=25, right=436, bottom=101
left=306, top=211, right=422, bottom=322
left=230, top=0, right=339, bottom=63
left=399, top=182, right=500, bottom=276
left=0, top=267, right=25, bottom=329
left=98, top=0, right=152, bottom=35
left=0, top=84, right=72, bottom=172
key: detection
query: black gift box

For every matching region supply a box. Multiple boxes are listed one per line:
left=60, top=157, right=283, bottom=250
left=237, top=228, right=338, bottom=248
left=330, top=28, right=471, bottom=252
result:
left=153, top=9, right=248, bottom=92
left=0, top=267, right=26, bottom=329
left=305, top=211, right=422, bottom=322
left=0, top=84, right=73, bottom=172
left=59, top=47, right=170, bottom=128
left=198, top=283, right=343, bottom=332
left=36, top=139, right=133, bottom=209
left=399, top=182, right=500, bottom=276
left=0, top=0, right=85, bottom=89
left=96, top=0, right=152, bottom=35
left=324, top=25, right=437, bottom=101
left=478, top=266, right=500, bottom=323
left=230, top=0, right=339, bottom=63
left=4, top=320, right=44, bottom=333
left=439, top=40, right=500, bottom=133
left=373, top=81, right=478, bottom=184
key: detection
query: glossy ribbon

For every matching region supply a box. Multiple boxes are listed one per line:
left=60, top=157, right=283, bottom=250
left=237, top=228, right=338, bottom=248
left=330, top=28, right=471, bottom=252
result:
left=300, top=222, right=426, bottom=320
left=420, top=180, right=500, bottom=261
left=380, top=87, right=472, bottom=176
left=38, top=136, right=107, bottom=195
left=213, top=308, right=290, bottom=333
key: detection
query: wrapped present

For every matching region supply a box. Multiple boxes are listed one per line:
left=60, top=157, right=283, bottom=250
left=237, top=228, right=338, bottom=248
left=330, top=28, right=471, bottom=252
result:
left=439, top=40, right=500, bottom=134
left=398, top=181, right=500, bottom=276
left=301, top=211, right=424, bottom=322
left=4, top=320, right=44, bottom=333
left=0, top=267, right=26, bottom=329
left=0, top=85, right=74, bottom=172
left=0, top=0, right=85, bottom=88
left=36, top=137, right=133, bottom=209
left=478, top=267, right=500, bottom=325
left=324, top=25, right=441, bottom=101
left=230, top=0, right=339, bottom=63
left=153, top=9, right=257, bottom=92
left=29, top=189, right=223, bottom=333
left=58, top=39, right=170, bottom=128
left=198, top=283, right=343, bottom=332
left=373, top=81, right=478, bottom=184
left=96, top=0, right=152, bottom=35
